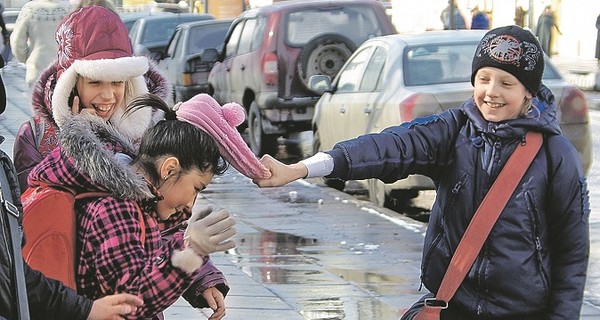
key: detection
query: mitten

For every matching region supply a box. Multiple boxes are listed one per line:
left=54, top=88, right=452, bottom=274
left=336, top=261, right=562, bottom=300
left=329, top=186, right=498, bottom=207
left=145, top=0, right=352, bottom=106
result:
left=172, top=206, right=236, bottom=273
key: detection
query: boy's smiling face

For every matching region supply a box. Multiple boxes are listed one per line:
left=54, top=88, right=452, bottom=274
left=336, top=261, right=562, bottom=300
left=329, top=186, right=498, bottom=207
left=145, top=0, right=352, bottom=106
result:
left=473, top=67, right=533, bottom=122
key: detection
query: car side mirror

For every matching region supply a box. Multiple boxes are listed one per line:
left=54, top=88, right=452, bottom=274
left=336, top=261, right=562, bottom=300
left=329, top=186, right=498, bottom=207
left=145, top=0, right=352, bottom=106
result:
left=308, top=75, right=332, bottom=95
left=202, top=48, right=218, bottom=62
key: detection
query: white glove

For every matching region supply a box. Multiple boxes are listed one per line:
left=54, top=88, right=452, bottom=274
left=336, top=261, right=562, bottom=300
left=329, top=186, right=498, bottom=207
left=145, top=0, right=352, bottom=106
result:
left=172, top=206, right=237, bottom=273
left=185, top=206, right=237, bottom=256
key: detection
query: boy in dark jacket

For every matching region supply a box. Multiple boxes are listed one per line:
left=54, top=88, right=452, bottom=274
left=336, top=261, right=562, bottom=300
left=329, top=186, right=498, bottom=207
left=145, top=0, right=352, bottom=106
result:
left=254, top=25, right=590, bottom=319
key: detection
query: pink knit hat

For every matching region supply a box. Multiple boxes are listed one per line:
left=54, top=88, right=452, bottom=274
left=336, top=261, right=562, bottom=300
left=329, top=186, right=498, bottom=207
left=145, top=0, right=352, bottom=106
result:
left=175, top=94, right=271, bottom=180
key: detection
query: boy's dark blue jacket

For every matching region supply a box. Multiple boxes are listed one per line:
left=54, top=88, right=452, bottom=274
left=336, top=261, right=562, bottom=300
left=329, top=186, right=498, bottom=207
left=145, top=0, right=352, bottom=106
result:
left=326, top=85, right=590, bottom=319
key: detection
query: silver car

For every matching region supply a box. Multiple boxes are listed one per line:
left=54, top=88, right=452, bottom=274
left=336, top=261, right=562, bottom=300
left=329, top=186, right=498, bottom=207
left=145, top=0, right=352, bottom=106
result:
left=158, top=19, right=232, bottom=104
left=311, top=30, right=592, bottom=207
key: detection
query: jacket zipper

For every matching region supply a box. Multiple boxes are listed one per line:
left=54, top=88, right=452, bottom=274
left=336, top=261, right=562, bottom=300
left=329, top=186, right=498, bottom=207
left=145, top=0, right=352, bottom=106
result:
left=526, top=192, right=549, bottom=291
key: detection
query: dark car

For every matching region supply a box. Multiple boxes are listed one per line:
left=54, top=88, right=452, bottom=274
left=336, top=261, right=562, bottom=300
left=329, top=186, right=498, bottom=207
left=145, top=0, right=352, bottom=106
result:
left=129, top=13, right=214, bottom=61
left=120, top=11, right=172, bottom=32
left=158, top=19, right=232, bottom=104
left=207, top=0, right=396, bottom=155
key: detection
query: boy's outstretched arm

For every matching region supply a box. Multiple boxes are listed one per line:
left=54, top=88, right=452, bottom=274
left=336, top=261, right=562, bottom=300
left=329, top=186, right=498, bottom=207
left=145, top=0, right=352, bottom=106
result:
left=253, top=155, right=308, bottom=187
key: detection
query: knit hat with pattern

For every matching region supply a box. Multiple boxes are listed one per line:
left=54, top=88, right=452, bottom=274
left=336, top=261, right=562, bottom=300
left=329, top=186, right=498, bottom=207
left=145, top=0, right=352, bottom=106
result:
left=471, top=25, right=544, bottom=95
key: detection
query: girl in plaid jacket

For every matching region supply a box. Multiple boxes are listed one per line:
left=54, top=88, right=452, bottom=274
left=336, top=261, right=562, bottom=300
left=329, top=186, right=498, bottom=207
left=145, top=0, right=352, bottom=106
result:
left=27, top=93, right=269, bottom=319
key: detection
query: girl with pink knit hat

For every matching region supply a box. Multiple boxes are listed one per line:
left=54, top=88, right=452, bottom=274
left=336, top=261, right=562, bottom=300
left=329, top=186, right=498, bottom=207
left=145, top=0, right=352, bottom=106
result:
left=13, top=5, right=169, bottom=192
left=27, top=91, right=269, bottom=319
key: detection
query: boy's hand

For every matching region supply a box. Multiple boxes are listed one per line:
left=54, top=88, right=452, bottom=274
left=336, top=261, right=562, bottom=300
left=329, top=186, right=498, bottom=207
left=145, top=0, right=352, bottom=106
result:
left=87, top=293, right=143, bottom=320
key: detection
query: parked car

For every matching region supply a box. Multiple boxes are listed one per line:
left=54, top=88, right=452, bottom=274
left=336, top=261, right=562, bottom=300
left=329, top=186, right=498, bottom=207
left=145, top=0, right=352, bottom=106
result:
left=158, top=19, right=232, bottom=104
left=120, top=11, right=172, bottom=32
left=207, top=0, right=396, bottom=155
left=128, top=13, right=214, bottom=61
left=310, top=30, right=592, bottom=207
left=2, top=8, right=20, bottom=34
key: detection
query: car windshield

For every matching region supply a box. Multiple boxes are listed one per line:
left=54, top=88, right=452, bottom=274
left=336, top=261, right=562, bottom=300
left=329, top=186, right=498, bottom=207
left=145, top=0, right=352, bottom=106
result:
left=285, top=5, right=382, bottom=47
left=403, top=42, right=561, bottom=86
left=187, top=24, right=229, bottom=55
left=141, top=17, right=202, bottom=45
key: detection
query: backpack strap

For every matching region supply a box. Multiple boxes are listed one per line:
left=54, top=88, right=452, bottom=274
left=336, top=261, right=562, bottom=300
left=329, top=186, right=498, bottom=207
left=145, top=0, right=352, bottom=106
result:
left=0, top=152, right=31, bottom=320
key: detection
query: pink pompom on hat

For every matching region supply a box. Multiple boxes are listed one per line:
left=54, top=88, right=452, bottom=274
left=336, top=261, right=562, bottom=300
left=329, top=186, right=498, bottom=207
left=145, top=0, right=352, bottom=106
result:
left=175, top=94, right=271, bottom=180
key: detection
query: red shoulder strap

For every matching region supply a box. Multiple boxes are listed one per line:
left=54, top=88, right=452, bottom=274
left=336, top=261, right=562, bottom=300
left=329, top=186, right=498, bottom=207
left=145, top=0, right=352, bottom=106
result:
left=416, top=132, right=543, bottom=319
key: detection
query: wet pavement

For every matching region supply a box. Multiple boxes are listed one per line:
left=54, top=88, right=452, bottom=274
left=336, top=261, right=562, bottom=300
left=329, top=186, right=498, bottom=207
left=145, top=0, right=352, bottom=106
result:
left=2, top=60, right=600, bottom=319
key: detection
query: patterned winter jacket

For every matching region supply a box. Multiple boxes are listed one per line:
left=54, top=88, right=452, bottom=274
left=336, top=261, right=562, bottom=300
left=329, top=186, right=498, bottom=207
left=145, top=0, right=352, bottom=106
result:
left=326, top=85, right=590, bottom=319
left=27, top=116, right=226, bottom=319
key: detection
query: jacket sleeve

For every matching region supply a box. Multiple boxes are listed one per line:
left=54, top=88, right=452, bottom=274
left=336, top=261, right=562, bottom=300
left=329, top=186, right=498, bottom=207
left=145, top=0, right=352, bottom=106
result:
left=13, top=120, right=43, bottom=192
left=545, top=135, right=590, bottom=319
left=9, top=5, right=31, bottom=64
left=326, top=110, right=464, bottom=183
left=24, top=261, right=92, bottom=320
left=181, top=258, right=230, bottom=308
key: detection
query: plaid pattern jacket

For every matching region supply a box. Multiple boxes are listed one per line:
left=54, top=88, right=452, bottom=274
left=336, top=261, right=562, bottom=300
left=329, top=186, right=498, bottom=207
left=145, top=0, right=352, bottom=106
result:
left=28, top=116, right=213, bottom=319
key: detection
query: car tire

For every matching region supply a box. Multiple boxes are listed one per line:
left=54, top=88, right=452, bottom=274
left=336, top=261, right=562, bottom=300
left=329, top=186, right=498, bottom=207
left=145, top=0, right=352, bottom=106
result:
left=248, top=101, right=278, bottom=156
left=297, top=33, right=356, bottom=89
left=313, top=129, right=345, bottom=191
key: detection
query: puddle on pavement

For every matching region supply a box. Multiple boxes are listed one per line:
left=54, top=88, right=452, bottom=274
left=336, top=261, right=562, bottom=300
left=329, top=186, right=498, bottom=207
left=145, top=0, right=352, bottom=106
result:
left=232, top=229, right=413, bottom=319
left=299, top=297, right=401, bottom=320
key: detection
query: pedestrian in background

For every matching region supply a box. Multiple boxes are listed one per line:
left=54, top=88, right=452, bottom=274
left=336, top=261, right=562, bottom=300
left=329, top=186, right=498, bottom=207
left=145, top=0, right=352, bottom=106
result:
left=535, top=5, right=562, bottom=56
left=12, top=6, right=169, bottom=192
left=469, top=6, right=489, bottom=30
left=0, top=1, right=11, bottom=63
left=440, top=0, right=466, bottom=30
left=254, top=25, right=589, bottom=319
left=1, top=55, right=145, bottom=320
left=10, top=0, right=71, bottom=87
left=515, top=5, right=527, bottom=27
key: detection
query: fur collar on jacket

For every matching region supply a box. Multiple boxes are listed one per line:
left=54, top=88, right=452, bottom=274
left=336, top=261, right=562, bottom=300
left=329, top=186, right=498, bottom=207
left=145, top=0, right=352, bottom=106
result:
left=29, top=114, right=153, bottom=201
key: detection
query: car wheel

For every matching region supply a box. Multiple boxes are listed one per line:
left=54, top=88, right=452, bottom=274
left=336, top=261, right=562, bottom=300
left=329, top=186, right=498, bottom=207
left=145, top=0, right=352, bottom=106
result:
left=248, top=101, right=278, bottom=156
left=368, top=178, right=387, bottom=207
left=313, top=129, right=345, bottom=191
left=297, top=33, right=356, bottom=89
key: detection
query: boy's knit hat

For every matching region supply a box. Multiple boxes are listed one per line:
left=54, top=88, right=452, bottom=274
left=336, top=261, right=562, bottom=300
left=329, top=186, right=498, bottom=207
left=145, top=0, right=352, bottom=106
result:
left=175, top=94, right=271, bottom=180
left=471, top=25, right=544, bottom=95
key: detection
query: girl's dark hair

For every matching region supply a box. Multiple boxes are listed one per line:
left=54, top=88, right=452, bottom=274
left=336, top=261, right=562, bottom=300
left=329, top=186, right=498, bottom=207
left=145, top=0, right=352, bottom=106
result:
left=126, top=93, right=228, bottom=184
